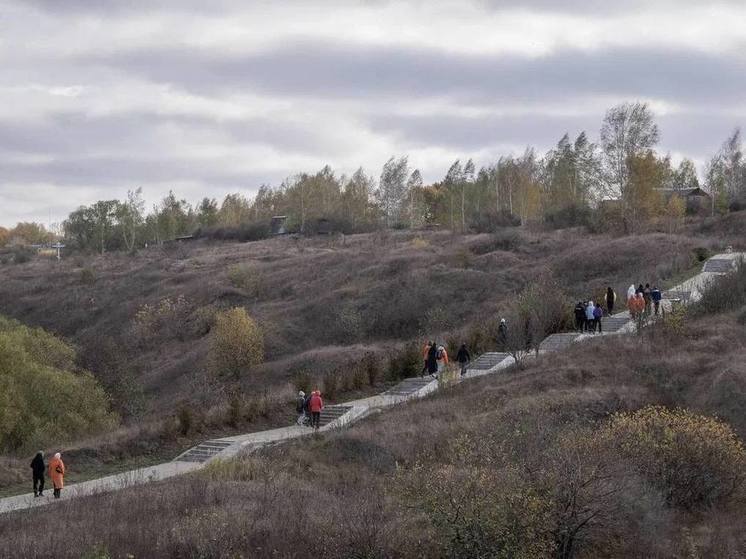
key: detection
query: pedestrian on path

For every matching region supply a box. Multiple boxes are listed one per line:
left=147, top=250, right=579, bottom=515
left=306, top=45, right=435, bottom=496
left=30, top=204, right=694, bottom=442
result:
left=627, top=284, right=636, bottom=302
left=456, top=343, right=471, bottom=376
left=308, top=390, right=324, bottom=430
left=498, top=318, right=508, bottom=350
left=630, top=292, right=645, bottom=320
left=30, top=451, right=45, bottom=497
left=574, top=301, right=586, bottom=332
left=296, top=391, right=307, bottom=426
left=593, top=302, right=603, bottom=333
left=436, top=344, right=449, bottom=375
left=421, top=340, right=432, bottom=375
left=606, top=287, right=616, bottom=315
left=425, top=342, right=439, bottom=377
left=651, top=285, right=662, bottom=316
left=48, top=452, right=65, bottom=499
left=643, top=283, right=652, bottom=314
left=585, top=301, right=596, bottom=332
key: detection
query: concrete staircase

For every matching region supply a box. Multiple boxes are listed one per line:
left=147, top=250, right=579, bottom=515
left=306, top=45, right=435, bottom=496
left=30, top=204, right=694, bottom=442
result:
left=601, top=312, right=632, bottom=333
left=318, top=405, right=352, bottom=427
left=539, top=332, right=583, bottom=353
left=383, top=377, right=435, bottom=397
left=703, top=258, right=735, bottom=273
left=467, top=352, right=510, bottom=372
left=176, top=440, right=234, bottom=463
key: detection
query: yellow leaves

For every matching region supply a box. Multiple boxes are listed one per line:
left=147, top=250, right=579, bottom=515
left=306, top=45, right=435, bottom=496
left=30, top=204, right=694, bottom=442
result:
left=602, top=405, right=746, bottom=509
left=208, top=307, right=264, bottom=378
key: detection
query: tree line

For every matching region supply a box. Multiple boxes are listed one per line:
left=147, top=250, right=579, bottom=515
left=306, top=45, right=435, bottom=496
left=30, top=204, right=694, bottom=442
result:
left=2, top=101, right=745, bottom=252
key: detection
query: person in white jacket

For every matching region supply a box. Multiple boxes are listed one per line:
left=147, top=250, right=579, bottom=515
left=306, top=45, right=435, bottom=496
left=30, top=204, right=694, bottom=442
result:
left=585, top=301, right=596, bottom=332
left=627, top=284, right=636, bottom=301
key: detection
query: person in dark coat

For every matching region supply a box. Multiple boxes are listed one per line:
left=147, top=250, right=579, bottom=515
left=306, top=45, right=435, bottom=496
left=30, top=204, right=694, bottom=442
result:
left=456, top=343, right=471, bottom=376
left=606, top=287, right=616, bottom=316
left=651, top=285, right=662, bottom=316
left=643, top=283, right=652, bottom=314
left=426, top=342, right=439, bottom=377
left=574, top=302, right=586, bottom=332
left=497, top=318, right=508, bottom=350
left=30, top=451, right=45, bottom=497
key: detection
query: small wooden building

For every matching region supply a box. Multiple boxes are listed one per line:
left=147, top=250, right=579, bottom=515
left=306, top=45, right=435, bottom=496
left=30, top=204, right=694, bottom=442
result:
left=656, top=187, right=711, bottom=215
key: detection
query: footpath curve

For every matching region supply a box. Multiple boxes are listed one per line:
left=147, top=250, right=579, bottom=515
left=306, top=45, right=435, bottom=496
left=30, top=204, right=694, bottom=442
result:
left=0, top=251, right=741, bottom=515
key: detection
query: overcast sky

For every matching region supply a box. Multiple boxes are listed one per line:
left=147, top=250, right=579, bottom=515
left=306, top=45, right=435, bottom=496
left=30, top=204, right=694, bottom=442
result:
left=1, top=0, right=745, bottom=226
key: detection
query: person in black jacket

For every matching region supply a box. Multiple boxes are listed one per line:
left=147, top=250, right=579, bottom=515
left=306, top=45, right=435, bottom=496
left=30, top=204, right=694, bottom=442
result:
left=456, top=343, right=471, bottom=376
left=426, top=342, right=439, bottom=377
left=30, top=451, right=45, bottom=497
left=574, top=302, right=586, bottom=332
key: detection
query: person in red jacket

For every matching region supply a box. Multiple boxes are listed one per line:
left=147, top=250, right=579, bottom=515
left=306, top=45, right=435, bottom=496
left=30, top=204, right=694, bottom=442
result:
left=308, top=390, right=324, bottom=430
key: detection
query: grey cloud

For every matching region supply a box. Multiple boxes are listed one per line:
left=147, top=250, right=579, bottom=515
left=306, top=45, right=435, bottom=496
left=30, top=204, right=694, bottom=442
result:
left=87, top=41, right=746, bottom=107
left=0, top=110, right=338, bottom=158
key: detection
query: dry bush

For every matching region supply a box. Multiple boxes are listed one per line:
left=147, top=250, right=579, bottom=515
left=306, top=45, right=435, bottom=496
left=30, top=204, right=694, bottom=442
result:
left=692, top=260, right=746, bottom=316
left=132, top=294, right=191, bottom=343
left=227, top=263, right=265, bottom=297
left=208, top=307, right=264, bottom=378
left=602, top=406, right=746, bottom=510
left=386, top=344, right=422, bottom=381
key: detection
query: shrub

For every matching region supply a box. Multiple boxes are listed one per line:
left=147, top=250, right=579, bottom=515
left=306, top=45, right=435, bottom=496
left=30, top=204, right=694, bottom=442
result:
left=544, top=203, right=592, bottom=229
left=208, top=307, right=264, bottom=378
left=80, top=267, right=96, bottom=285
left=133, top=295, right=191, bottom=343
left=227, top=393, right=242, bottom=427
left=692, top=260, right=746, bottom=316
left=603, top=406, right=746, bottom=510
left=11, top=246, right=33, bottom=264
left=323, top=369, right=341, bottom=400
left=293, top=370, right=313, bottom=394
left=363, top=352, right=381, bottom=386
left=386, top=344, right=422, bottom=381
left=0, top=315, right=117, bottom=451
left=227, top=264, right=265, bottom=297
left=177, top=406, right=192, bottom=435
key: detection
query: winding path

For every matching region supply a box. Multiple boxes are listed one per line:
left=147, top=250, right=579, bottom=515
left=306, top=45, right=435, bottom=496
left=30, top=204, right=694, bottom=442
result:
left=0, top=252, right=741, bottom=515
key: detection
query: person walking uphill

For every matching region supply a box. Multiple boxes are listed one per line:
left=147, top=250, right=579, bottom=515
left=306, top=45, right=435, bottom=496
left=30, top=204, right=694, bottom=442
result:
left=651, top=285, right=662, bottom=316
left=593, top=302, right=603, bottom=333
left=425, top=342, right=439, bottom=378
left=456, top=343, right=471, bottom=376
left=585, top=301, right=596, bottom=332
left=296, top=391, right=307, bottom=426
left=308, top=390, right=324, bottom=430
left=48, top=452, right=65, bottom=499
left=30, top=451, right=45, bottom=497
left=606, top=287, right=616, bottom=316
left=574, top=301, right=586, bottom=332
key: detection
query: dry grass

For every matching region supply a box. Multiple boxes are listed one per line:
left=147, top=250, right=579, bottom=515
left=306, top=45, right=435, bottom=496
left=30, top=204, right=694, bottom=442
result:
left=2, top=303, right=746, bottom=558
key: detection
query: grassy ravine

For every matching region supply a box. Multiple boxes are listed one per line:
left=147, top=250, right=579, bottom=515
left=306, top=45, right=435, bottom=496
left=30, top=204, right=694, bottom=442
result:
left=1, top=269, right=746, bottom=558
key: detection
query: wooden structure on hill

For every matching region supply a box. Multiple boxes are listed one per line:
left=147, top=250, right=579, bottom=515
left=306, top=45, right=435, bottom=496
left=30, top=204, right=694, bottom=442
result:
left=655, top=187, right=711, bottom=214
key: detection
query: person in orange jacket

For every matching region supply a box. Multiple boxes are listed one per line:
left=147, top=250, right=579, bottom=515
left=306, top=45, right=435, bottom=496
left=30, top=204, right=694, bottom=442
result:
left=421, top=340, right=432, bottom=376
left=436, top=344, right=449, bottom=376
left=308, top=390, right=324, bottom=430
left=48, top=452, right=65, bottom=499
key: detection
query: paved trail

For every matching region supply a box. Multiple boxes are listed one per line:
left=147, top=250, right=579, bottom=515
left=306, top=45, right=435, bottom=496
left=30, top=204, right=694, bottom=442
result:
left=1, top=252, right=741, bottom=515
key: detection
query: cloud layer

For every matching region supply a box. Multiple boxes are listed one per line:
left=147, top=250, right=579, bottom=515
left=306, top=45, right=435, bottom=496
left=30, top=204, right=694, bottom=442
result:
left=1, top=0, right=745, bottom=224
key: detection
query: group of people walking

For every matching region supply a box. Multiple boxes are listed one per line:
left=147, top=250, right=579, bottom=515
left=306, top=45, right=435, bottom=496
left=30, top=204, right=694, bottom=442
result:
left=421, top=341, right=450, bottom=376
left=574, top=287, right=617, bottom=333
left=295, top=390, right=324, bottom=430
left=30, top=451, right=65, bottom=499
left=626, top=283, right=662, bottom=319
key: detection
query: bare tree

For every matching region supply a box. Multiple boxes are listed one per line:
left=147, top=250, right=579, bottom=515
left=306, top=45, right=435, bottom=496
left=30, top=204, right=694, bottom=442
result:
left=600, top=102, right=659, bottom=201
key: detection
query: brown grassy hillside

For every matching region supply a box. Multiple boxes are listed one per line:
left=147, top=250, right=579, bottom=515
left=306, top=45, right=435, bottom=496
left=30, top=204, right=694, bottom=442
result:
left=0, top=224, right=732, bottom=423
left=2, top=271, right=745, bottom=558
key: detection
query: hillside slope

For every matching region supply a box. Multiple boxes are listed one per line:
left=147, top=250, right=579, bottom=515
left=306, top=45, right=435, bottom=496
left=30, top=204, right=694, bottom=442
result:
left=1, top=267, right=745, bottom=558
left=0, top=226, right=726, bottom=420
